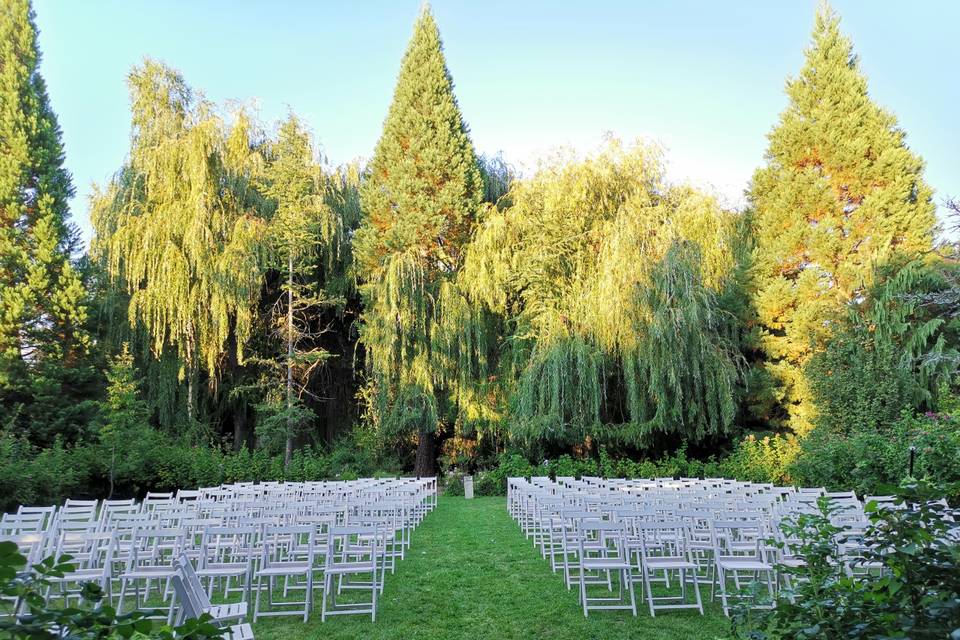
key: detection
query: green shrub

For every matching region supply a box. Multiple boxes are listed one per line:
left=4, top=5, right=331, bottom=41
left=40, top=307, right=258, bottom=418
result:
left=442, top=472, right=464, bottom=496
left=474, top=471, right=500, bottom=496
left=0, top=432, right=38, bottom=507
left=734, top=482, right=960, bottom=640
left=807, top=327, right=918, bottom=436
left=547, top=454, right=597, bottom=479
left=791, top=412, right=960, bottom=501
left=719, top=433, right=801, bottom=484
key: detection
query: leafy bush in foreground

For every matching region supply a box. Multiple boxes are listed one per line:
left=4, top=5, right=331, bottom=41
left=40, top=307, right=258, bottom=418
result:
left=0, top=541, right=224, bottom=639
left=732, top=482, right=960, bottom=640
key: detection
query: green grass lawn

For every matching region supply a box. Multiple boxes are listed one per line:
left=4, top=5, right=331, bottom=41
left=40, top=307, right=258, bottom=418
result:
left=253, top=496, right=731, bottom=640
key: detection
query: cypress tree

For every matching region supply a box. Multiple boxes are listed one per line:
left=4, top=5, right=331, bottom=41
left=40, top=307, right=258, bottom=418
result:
left=749, top=4, right=936, bottom=435
left=0, top=0, right=90, bottom=441
left=355, top=6, right=483, bottom=476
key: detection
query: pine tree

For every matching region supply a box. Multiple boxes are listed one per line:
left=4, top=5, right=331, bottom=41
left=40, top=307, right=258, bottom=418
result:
left=0, top=0, right=90, bottom=442
left=749, top=4, right=936, bottom=435
left=355, top=6, right=483, bottom=476
left=99, top=343, right=150, bottom=498
left=252, top=115, right=350, bottom=464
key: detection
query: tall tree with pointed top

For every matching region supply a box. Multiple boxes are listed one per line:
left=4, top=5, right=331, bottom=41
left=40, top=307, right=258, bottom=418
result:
left=748, top=4, right=937, bottom=435
left=0, top=0, right=91, bottom=442
left=355, top=6, right=484, bottom=476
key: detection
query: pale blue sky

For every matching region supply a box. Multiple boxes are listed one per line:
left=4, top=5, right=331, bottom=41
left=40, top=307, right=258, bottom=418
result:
left=33, top=1, right=960, bottom=245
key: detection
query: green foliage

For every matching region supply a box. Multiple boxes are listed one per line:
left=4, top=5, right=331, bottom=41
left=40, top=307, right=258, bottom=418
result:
left=354, top=7, right=485, bottom=472
left=749, top=5, right=937, bottom=435
left=0, top=541, right=226, bottom=639
left=734, top=483, right=960, bottom=640
left=807, top=328, right=917, bottom=436
left=461, top=140, right=747, bottom=450
left=0, top=0, right=94, bottom=447
left=90, top=60, right=270, bottom=422
left=720, top=434, right=802, bottom=485
left=809, top=260, right=960, bottom=437
left=790, top=412, right=960, bottom=501
left=98, top=343, right=152, bottom=497
left=253, top=114, right=352, bottom=462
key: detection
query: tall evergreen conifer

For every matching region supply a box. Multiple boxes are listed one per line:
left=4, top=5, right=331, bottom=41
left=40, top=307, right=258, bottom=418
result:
left=254, top=115, right=350, bottom=463
left=0, top=0, right=90, bottom=440
left=749, top=4, right=936, bottom=434
left=355, top=6, right=483, bottom=475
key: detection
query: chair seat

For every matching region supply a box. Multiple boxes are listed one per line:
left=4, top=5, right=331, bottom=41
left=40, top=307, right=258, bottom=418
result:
left=121, top=567, right=177, bottom=579
left=326, top=561, right=376, bottom=575
left=256, top=562, right=310, bottom=576
left=54, top=569, right=106, bottom=582
left=225, top=622, right=254, bottom=640
left=644, top=557, right=697, bottom=570
left=198, top=563, right=248, bottom=577
left=717, top=558, right=772, bottom=571
left=582, top=557, right=632, bottom=571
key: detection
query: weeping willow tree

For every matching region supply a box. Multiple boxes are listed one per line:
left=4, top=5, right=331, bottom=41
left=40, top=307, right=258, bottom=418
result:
left=90, top=60, right=269, bottom=428
left=355, top=6, right=485, bottom=475
left=458, top=139, right=747, bottom=453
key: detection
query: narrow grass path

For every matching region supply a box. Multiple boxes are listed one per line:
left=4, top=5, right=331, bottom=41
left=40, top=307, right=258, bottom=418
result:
left=254, top=497, right=730, bottom=640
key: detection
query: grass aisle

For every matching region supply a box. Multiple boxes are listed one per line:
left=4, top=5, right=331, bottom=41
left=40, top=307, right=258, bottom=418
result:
left=254, top=496, right=729, bottom=640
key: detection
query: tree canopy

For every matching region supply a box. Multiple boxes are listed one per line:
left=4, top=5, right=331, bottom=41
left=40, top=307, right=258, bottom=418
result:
left=0, top=0, right=91, bottom=443
left=749, top=5, right=937, bottom=435
left=355, top=6, right=484, bottom=475
left=3, top=0, right=956, bottom=486
left=458, top=140, right=747, bottom=452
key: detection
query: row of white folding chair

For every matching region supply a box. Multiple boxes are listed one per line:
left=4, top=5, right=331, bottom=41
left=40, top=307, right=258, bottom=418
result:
left=40, top=522, right=395, bottom=623
left=546, top=512, right=708, bottom=617
left=514, top=481, right=784, bottom=617
left=12, top=512, right=406, bottom=615
left=516, top=479, right=918, bottom=616
left=2, top=478, right=434, bottom=615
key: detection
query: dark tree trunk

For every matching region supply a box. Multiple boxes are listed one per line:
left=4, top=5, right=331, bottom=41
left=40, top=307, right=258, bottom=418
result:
left=233, top=406, right=248, bottom=451
left=413, top=430, right=436, bottom=477
left=285, top=252, right=294, bottom=467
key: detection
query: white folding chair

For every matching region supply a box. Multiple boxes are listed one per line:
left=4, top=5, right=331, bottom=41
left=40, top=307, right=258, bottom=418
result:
left=636, top=521, right=703, bottom=616
left=576, top=520, right=637, bottom=617
left=320, top=525, right=382, bottom=621
left=252, top=525, right=315, bottom=622
left=117, top=527, right=186, bottom=622
left=710, top=520, right=775, bottom=616
left=45, top=531, right=117, bottom=606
